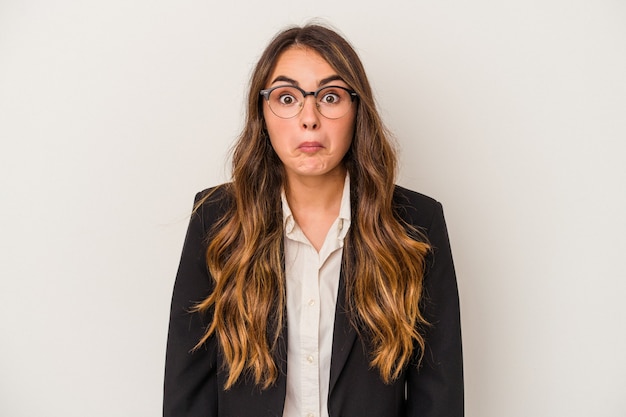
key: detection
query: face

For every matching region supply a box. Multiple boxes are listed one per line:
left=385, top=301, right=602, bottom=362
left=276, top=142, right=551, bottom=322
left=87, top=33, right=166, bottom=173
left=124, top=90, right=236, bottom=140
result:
left=263, top=47, right=356, bottom=182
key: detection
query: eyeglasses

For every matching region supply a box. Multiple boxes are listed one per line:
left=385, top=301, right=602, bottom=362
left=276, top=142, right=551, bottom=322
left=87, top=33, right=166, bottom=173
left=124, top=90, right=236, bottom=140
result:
left=260, top=85, right=358, bottom=119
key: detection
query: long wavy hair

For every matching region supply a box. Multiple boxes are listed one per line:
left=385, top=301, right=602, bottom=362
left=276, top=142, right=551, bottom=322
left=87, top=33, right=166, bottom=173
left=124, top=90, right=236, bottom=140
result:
left=193, top=24, right=431, bottom=389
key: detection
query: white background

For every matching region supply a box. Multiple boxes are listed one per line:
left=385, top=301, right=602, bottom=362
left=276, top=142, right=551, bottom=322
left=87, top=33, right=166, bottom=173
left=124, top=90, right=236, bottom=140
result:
left=1, top=1, right=625, bottom=416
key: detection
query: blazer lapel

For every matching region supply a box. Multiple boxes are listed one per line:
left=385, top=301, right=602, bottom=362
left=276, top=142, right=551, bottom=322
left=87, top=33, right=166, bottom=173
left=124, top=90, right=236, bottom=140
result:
left=328, top=269, right=357, bottom=394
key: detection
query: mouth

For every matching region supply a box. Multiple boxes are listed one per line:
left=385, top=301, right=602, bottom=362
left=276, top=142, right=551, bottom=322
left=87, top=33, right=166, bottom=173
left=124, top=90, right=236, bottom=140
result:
left=298, top=141, right=324, bottom=153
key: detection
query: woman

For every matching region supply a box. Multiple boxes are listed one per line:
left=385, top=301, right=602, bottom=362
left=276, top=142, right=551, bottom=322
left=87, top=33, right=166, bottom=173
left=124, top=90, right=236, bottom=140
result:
left=164, top=24, right=463, bottom=417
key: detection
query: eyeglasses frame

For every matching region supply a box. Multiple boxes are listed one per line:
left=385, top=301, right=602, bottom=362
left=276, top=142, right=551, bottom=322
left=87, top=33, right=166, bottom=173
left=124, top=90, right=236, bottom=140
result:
left=259, top=84, right=359, bottom=119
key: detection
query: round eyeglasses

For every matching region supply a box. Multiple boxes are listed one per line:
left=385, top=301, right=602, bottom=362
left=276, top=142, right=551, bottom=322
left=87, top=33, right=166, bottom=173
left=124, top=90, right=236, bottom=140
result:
left=260, top=85, right=358, bottom=119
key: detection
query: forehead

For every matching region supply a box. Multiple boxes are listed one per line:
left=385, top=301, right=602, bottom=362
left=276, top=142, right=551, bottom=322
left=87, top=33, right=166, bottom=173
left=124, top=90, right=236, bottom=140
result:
left=268, top=46, right=337, bottom=85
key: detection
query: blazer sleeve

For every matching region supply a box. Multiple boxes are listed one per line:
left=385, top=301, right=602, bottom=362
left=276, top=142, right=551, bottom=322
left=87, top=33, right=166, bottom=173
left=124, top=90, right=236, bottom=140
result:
left=163, top=192, right=219, bottom=417
left=406, top=201, right=464, bottom=417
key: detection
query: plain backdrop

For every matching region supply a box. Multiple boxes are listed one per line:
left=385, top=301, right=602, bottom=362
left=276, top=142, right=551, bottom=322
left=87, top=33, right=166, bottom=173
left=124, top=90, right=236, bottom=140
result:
left=1, top=1, right=625, bottom=416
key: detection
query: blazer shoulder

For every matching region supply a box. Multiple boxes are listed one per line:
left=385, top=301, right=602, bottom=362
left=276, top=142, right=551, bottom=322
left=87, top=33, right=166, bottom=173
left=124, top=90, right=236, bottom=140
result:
left=193, top=183, right=235, bottom=222
left=194, top=183, right=233, bottom=205
left=392, top=184, right=442, bottom=230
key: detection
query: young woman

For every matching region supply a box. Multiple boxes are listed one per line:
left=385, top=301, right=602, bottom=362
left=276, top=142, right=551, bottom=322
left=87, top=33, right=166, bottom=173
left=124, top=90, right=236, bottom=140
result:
left=164, top=24, right=463, bottom=417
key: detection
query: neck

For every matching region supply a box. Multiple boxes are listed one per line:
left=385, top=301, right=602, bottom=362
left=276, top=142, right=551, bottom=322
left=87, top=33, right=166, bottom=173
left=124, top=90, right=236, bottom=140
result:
left=284, top=167, right=346, bottom=213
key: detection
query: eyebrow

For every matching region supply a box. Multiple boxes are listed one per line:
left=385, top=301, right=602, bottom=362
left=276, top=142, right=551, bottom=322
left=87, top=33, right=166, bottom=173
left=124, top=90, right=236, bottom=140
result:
left=319, top=75, right=344, bottom=86
left=269, top=74, right=346, bottom=87
left=270, top=75, right=298, bottom=85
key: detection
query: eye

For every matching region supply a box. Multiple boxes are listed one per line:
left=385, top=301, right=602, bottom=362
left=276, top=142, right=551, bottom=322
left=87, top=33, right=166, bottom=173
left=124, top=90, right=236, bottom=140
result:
left=320, top=92, right=341, bottom=104
left=277, top=93, right=297, bottom=105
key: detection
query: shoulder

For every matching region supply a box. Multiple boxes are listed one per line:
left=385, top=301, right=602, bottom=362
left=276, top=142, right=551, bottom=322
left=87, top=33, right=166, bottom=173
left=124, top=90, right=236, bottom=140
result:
left=392, top=185, right=443, bottom=231
left=195, top=183, right=232, bottom=203
left=192, top=183, right=235, bottom=227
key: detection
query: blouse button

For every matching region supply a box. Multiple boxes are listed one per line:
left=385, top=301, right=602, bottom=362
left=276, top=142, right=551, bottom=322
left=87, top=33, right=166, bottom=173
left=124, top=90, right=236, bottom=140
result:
left=308, top=299, right=315, bottom=306
left=306, top=355, right=314, bottom=363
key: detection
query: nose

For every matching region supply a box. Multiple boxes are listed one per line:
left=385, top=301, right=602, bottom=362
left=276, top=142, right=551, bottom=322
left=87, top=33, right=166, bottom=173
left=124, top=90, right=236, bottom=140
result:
left=299, top=95, right=320, bottom=129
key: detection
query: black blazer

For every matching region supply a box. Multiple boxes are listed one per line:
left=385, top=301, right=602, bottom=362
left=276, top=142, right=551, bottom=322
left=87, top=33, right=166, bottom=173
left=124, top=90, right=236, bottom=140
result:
left=164, top=185, right=463, bottom=417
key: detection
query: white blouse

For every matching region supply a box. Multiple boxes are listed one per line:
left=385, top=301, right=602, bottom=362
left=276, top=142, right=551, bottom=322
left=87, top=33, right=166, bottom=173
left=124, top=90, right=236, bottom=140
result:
left=281, top=174, right=351, bottom=417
